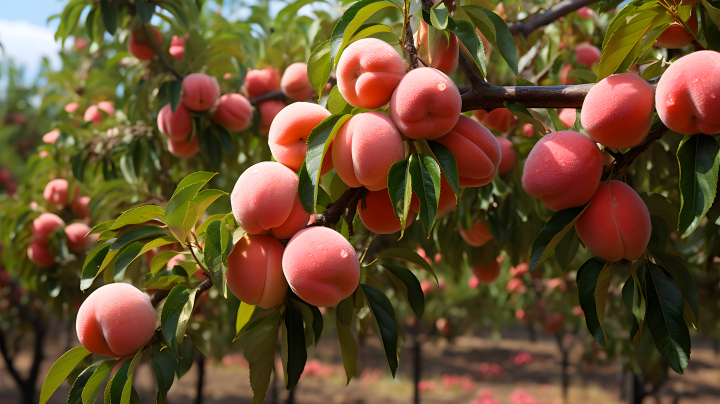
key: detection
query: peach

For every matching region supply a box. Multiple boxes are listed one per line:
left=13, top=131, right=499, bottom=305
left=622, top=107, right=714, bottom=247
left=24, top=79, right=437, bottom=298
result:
left=436, top=115, right=501, bottom=186
left=459, top=219, right=493, bottom=247
left=506, top=278, right=527, bottom=294
left=543, top=312, right=563, bottom=334
left=181, top=73, right=221, bottom=112
left=76, top=283, right=157, bottom=358
left=581, top=73, right=654, bottom=148
left=474, top=108, right=518, bottom=133
left=472, top=257, right=501, bottom=284
left=39, top=151, right=51, bottom=159
left=558, top=108, right=576, bottom=128
left=509, top=263, right=529, bottom=278
left=574, top=43, right=601, bottom=68
left=655, top=51, right=720, bottom=135
left=522, top=131, right=603, bottom=211
left=43, top=129, right=60, bottom=144
left=167, top=136, right=200, bottom=158
left=522, top=123, right=535, bottom=137
left=560, top=64, right=576, bottom=85
left=332, top=112, right=405, bottom=191
left=268, top=102, right=331, bottom=172
left=336, top=38, right=405, bottom=109
left=421, top=279, right=436, bottom=294
left=437, top=176, right=457, bottom=219
left=282, top=227, right=361, bottom=307
left=496, top=136, right=516, bottom=175
left=575, top=180, right=651, bottom=261
left=577, top=6, right=594, bottom=19
left=166, top=254, right=185, bottom=269
left=357, top=190, right=420, bottom=234
left=225, top=235, right=288, bottom=309
left=65, top=222, right=94, bottom=252
left=43, top=179, right=70, bottom=206
left=27, top=240, right=56, bottom=268
left=258, top=100, right=286, bottom=136
left=390, top=67, right=461, bottom=140
left=157, top=103, right=192, bottom=141
left=245, top=68, right=281, bottom=98
left=468, top=276, right=480, bottom=289
left=515, top=309, right=528, bottom=322
left=417, top=20, right=459, bottom=75
left=212, top=94, right=253, bottom=132
left=72, top=196, right=91, bottom=219
left=655, top=12, right=698, bottom=49
left=127, top=27, right=163, bottom=61
left=230, top=162, right=309, bottom=239
left=169, top=35, right=185, bottom=60
left=84, top=102, right=115, bottom=125
left=436, top=317, right=451, bottom=335
left=281, top=62, right=314, bottom=101
left=74, top=37, right=89, bottom=51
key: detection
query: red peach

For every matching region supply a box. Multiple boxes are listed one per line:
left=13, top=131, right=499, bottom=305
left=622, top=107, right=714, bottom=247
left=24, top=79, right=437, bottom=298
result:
left=436, top=317, right=451, bottom=335
left=65, top=222, right=94, bottom=252
left=458, top=220, right=493, bottom=247
left=27, top=241, right=56, bottom=268
left=181, top=73, right=221, bottom=112
left=516, top=309, right=528, bottom=322
left=543, top=312, right=563, bottom=334
left=468, top=277, right=480, bottom=289
left=281, top=62, right=314, bottom=101
left=268, top=102, right=331, bottom=172
left=506, top=278, right=527, bottom=294
left=561, top=64, right=576, bottom=86
left=496, top=136, right=516, bottom=175
left=474, top=108, right=518, bottom=133
left=574, top=43, right=601, bottom=68
left=72, top=196, right=91, bottom=219
left=225, top=235, right=288, bottom=309
left=435, top=115, right=501, bottom=187
left=417, top=20, right=459, bottom=75
left=169, top=35, right=185, bottom=60
left=167, top=136, right=200, bottom=158
left=357, top=190, right=420, bottom=234
left=127, top=27, right=163, bottom=60
left=509, top=263, right=529, bottom=278
left=258, top=100, right=286, bottom=136
left=472, top=257, right=501, bottom=284
left=212, top=94, right=253, bottom=132
left=43, top=179, right=70, bottom=206
left=245, top=68, right=281, bottom=98
left=558, top=108, right=576, bottom=128
left=577, top=7, right=594, bottom=19
left=655, top=12, right=698, bottom=49
left=43, top=129, right=60, bottom=144
left=32, top=213, right=65, bottom=243
left=84, top=102, right=115, bottom=125
left=157, top=103, right=192, bottom=141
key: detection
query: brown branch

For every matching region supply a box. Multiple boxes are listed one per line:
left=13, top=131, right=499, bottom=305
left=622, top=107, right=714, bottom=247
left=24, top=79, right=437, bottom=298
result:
left=508, top=0, right=598, bottom=37
left=144, top=25, right=183, bottom=81
left=405, top=21, right=419, bottom=70
left=248, top=90, right=286, bottom=106
left=310, top=186, right=369, bottom=237
left=602, top=126, right=667, bottom=180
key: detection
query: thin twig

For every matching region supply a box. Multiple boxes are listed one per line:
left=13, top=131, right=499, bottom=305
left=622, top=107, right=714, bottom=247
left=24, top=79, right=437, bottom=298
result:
left=144, top=25, right=183, bottom=81
left=405, top=22, right=419, bottom=70
left=602, top=127, right=668, bottom=181
left=310, top=186, right=369, bottom=236
left=248, top=91, right=286, bottom=106
left=508, top=0, right=598, bottom=37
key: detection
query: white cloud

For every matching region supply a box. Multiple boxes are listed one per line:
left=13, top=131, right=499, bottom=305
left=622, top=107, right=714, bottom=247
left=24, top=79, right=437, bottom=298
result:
left=0, top=19, right=62, bottom=80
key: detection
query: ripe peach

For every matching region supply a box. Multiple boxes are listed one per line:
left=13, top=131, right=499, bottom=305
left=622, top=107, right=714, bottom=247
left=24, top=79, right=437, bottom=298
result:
left=522, top=131, right=603, bottom=211
left=72, top=196, right=91, bottom=219
left=167, top=136, right=200, bottom=158
left=282, top=227, right=361, bottom=307
left=472, top=257, right=501, bottom=284
left=390, top=67, right=461, bottom=140
left=577, top=6, right=594, bottom=19
left=357, top=190, right=420, bottom=234
left=230, top=162, right=309, bottom=239
left=281, top=62, right=314, bottom=101
left=575, top=180, right=651, bottom=261
left=268, top=102, right=331, bottom=172
left=332, top=112, right=405, bottom=191
left=43, top=129, right=60, bottom=144
left=560, top=64, right=576, bottom=85
left=65, top=222, right=94, bottom=252
left=336, top=38, right=405, bottom=109
left=181, top=73, right=221, bottom=112
left=31, top=213, right=64, bottom=243
left=421, top=279, right=436, bottom=294
left=509, top=263, right=529, bottom=278
left=435, top=115, right=501, bottom=187
left=166, top=254, right=185, bottom=269
left=76, top=283, right=157, bottom=358
left=543, top=312, right=563, bottom=334
left=496, top=136, right=516, bottom=175
left=245, top=68, right=281, bottom=98
left=212, top=94, right=253, bottom=132
left=169, top=35, right=185, bottom=60
left=39, top=151, right=51, bottom=159
left=522, top=123, right=535, bottom=137
left=417, top=20, right=459, bottom=75
left=258, top=100, right=286, bottom=136
left=436, top=317, right=452, bottom=335
left=474, top=108, right=518, bottom=133
left=43, top=179, right=70, bottom=206
left=84, top=102, right=115, bottom=125
left=506, top=278, right=527, bottom=294
left=515, top=309, right=528, bottom=322
left=558, top=108, right=576, bottom=128
left=468, top=276, right=480, bottom=289
left=458, top=220, right=493, bottom=247
left=127, top=27, right=163, bottom=61
left=574, top=43, right=601, bottom=68
left=655, top=51, right=720, bottom=135
left=27, top=240, right=56, bottom=268
left=65, top=102, right=79, bottom=113
left=225, top=235, right=288, bottom=309
left=157, top=103, right=192, bottom=141
left=655, top=12, right=698, bottom=49
left=581, top=73, right=654, bottom=149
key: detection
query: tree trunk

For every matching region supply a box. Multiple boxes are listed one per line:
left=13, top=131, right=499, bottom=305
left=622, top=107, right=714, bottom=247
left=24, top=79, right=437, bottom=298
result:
left=554, top=333, right=569, bottom=403
left=194, top=355, right=206, bottom=404
left=627, top=371, right=646, bottom=404
left=0, top=309, right=46, bottom=404
left=413, top=331, right=422, bottom=404
left=286, top=387, right=295, bottom=404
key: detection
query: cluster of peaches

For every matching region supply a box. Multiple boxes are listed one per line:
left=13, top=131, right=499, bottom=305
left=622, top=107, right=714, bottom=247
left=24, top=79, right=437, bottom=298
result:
left=26, top=179, right=96, bottom=268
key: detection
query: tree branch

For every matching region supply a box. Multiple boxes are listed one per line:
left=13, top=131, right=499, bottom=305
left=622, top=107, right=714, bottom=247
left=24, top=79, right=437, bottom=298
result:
left=144, top=25, right=184, bottom=81
left=310, top=186, right=369, bottom=237
left=248, top=91, right=286, bottom=106
left=602, top=126, right=667, bottom=180
left=404, top=20, right=419, bottom=70
left=508, top=0, right=598, bottom=37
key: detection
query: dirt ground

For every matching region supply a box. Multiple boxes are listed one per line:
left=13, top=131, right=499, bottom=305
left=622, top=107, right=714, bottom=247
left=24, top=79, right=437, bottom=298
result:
left=2, top=324, right=720, bottom=404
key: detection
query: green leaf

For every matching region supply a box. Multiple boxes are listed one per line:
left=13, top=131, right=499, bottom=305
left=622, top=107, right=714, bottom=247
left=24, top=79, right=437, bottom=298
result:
left=555, top=228, right=580, bottom=270
left=243, top=310, right=282, bottom=404
left=113, top=242, right=145, bottom=281
left=329, top=0, right=399, bottom=67
left=119, top=353, right=143, bottom=404
left=387, top=159, right=412, bottom=239
left=236, top=302, right=256, bottom=335
left=165, top=172, right=217, bottom=241
left=640, top=192, right=680, bottom=230
left=204, top=220, right=233, bottom=298
left=409, top=154, right=442, bottom=238
left=377, top=248, right=437, bottom=282
left=176, top=338, right=195, bottom=378
left=461, top=5, right=518, bottom=75
left=151, top=250, right=182, bottom=275
left=40, top=347, right=91, bottom=404
left=80, top=242, right=111, bottom=291
left=622, top=276, right=642, bottom=343
left=169, top=81, right=182, bottom=113
left=646, top=264, right=691, bottom=375
left=326, top=85, right=353, bottom=115
left=654, top=253, right=700, bottom=328
left=529, top=206, right=588, bottom=271
left=308, top=40, right=332, bottom=99
left=428, top=141, right=460, bottom=198
left=599, top=0, right=625, bottom=13
left=110, top=205, right=166, bottom=230
left=568, top=69, right=598, bottom=83
left=430, top=7, right=449, bottom=29
left=577, top=258, right=610, bottom=348
left=100, top=0, right=117, bottom=35
left=704, top=0, right=720, bottom=26
left=111, top=225, right=167, bottom=251
left=676, top=134, right=720, bottom=238
left=382, top=263, right=424, bottom=318
left=450, top=19, right=486, bottom=78
left=81, top=360, right=114, bottom=404
left=281, top=302, right=307, bottom=390
left=234, top=307, right=280, bottom=342
left=335, top=297, right=357, bottom=384
left=68, top=363, right=100, bottom=404
left=360, top=284, right=398, bottom=377
left=349, top=23, right=395, bottom=42
left=136, top=0, right=156, bottom=24
left=161, top=285, right=198, bottom=355
left=151, top=343, right=177, bottom=395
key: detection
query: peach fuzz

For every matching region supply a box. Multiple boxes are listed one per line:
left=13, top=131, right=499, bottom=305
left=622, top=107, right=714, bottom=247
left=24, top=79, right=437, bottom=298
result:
left=435, top=115, right=501, bottom=187
left=496, top=136, right=516, bottom=175
left=127, top=27, right=163, bottom=61
left=245, top=68, right=281, bottom=98
left=72, top=196, right=91, bottom=219
left=575, top=180, right=651, bottom=262
left=282, top=227, right=361, bottom=307
left=43, top=179, right=70, bottom=206
left=390, top=67, right=461, bottom=140
left=558, top=108, right=576, bottom=128
left=336, top=38, right=405, bottom=109
left=474, top=108, right=518, bottom=133
left=212, top=94, right=253, bottom=132
left=225, top=235, right=288, bottom=309
left=581, top=73, right=654, bottom=149
left=84, top=102, right=115, bottom=125
left=31, top=213, right=65, bottom=242
left=167, top=135, right=200, bottom=158
left=65, top=222, right=95, bottom=252
left=655, top=12, right=698, bottom=49
left=230, top=162, right=309, bottom=239
left=43, top=129, right=60, bottom=144
left=521, top=131, right=603, bottom=211
left=574, top=43, right=601, bottom=68
left=472, top=257, right=501, bottom=284
left=332, top=112, right=405, bottom=191
left=76, top=283, right=157, bottom=357
left=27, top=241, right=56, bottom=268
left=268, top=102, right=331, bottom=172
left=157, top=103, right=192, bottom=141
left=655, top=51, right=720, bottom=135
left=358, top=190, right=420, bottom=234
left=417, top=20, right=459, bottom=75
left=459, top=219, right=493, bottom=247
left=181, top=73, right=221, bottom=112
left=281, top=62, right=314, bottom=101
left=258, top=100, right=286, bottom=136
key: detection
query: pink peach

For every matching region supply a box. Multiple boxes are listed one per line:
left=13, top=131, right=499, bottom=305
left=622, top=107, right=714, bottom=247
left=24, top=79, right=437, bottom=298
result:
left=281, top=62, right=314, bottom=101
left=435, top=115, right=501, bottom=187
left=212, top=94, right=253, bottom=132
left=181, top=73, right=221, bottom=112
left=226, top=235, right=288, bottom=309
left=268, top=102, right=331, bottom=172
